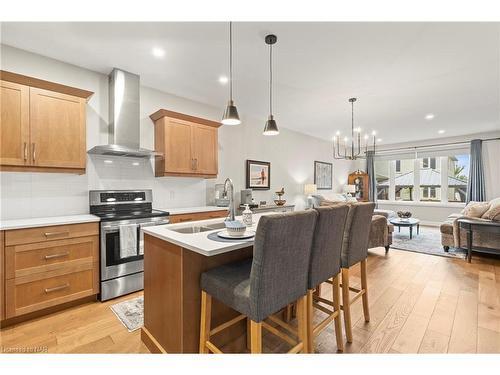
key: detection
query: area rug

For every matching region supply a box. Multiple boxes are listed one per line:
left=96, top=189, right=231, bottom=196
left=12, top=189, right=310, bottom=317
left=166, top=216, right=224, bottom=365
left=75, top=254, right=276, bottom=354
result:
left=110, top=296, right=144, bottom=332
left=391, top=225, right=467, bottom=259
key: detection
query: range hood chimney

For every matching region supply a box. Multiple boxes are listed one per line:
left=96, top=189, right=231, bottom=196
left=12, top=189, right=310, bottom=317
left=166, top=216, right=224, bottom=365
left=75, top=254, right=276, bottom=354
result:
left=88, top=68, right=155, bottom=158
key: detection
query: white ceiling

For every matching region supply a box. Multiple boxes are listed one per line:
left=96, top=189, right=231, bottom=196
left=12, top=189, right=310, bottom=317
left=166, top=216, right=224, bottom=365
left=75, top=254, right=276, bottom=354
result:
left=1, top=22, right=499, bottom=144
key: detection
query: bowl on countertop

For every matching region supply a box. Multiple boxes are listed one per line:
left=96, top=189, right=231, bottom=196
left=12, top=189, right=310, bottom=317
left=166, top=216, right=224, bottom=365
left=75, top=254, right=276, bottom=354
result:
left=274, top=199, right=286, bottom=206
left=224, top=220, right=247, bottom=237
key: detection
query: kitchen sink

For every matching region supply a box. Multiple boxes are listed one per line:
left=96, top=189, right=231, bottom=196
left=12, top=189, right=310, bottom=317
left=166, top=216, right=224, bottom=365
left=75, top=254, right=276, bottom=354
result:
left=170, top=221, right=226, bottom=234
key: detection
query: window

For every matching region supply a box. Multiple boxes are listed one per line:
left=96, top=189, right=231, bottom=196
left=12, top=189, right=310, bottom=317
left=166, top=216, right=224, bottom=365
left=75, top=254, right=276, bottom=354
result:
left=373, top=152, right=469, bottom=204
left=448, top=154, right=469, bottom=202
left=374, top=160, right=389, bottom=200
left=394, top=158, right=414, bottom=201
left=422, top=157, right=436, bottom=169
left=420, top=186, right=439, bottom=202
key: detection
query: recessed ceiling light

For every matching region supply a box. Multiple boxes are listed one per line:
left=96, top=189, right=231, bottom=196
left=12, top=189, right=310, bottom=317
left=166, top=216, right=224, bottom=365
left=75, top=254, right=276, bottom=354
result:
left=218, top=75, right=229, bottom=85
left=104, top=160, right=113, bottom=164
left=152, top=47, right=165, bottom=58
left=438, top=129, right=445, bottom=134
left=425, top=113, right=435, bottom=120
left=377, top=138, right=382, bottom=142
left=132, top=162, right=140, bottom=166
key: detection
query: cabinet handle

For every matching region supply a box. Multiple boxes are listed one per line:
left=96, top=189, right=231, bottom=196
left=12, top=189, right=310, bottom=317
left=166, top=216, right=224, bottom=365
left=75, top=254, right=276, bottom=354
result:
left=44, top=252, right=69, bottom=260
left=44, top=231, right=70, bottom=238
left=191, top=158, right=195, bottom=170
left=195, top=158, right=198, bottom=170
left=32, top=143, right=36, bottom=162
left=44, top=283, right=70, bottom=293
left=24, top=142, right=28, bottom=161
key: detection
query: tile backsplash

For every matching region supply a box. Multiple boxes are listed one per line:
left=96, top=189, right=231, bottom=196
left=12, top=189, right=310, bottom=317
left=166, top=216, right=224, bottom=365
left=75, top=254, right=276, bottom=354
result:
left=0, top=155, right=208, bottom=220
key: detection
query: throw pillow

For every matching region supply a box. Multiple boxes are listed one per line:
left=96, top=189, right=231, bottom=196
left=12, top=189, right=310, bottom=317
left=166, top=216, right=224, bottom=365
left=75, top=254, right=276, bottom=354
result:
left=482, top=198, right=500, bottom=221
left=461, top=201, right=490, bottom=218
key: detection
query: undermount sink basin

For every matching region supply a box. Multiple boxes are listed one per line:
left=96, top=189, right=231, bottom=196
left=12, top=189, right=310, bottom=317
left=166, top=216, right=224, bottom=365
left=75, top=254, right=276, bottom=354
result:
left=170, top=221, right=226, bottom=234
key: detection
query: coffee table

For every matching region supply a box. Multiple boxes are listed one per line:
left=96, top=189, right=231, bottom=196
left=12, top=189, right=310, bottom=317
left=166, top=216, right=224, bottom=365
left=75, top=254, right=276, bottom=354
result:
left=389, top=218, right=420, bottom=239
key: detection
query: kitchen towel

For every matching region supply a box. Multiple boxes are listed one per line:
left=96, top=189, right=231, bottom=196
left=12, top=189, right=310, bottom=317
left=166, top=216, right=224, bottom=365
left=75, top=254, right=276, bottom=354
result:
left=119, top=223, right=138, bottom=258
left=139, top=228, right=144, bottom=255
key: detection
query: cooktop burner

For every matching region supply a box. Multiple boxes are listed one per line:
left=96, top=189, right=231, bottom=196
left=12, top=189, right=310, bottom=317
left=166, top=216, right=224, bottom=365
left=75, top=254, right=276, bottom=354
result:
left=89, top=189, right=169, bottom=222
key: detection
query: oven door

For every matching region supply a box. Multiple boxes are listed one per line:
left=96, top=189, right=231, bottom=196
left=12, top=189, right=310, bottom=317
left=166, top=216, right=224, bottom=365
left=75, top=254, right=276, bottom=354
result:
left=100, top=217, right=169, bottom=281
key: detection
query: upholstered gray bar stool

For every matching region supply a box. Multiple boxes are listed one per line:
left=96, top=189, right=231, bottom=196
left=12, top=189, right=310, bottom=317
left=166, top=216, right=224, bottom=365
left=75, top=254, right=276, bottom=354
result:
left=306, top=205, right=350, bottom=353
left=339, top=202, right=375, bottom=343
left=199, top=210, right=317, bottom=354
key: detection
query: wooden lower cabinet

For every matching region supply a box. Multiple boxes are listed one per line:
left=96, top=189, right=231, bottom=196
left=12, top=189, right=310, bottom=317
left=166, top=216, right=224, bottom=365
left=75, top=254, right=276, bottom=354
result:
left=5, top=265, right=97, bottom=318
left=169, top=210, right=227, bottom=224
left=1, top=223, right=99, bottom=323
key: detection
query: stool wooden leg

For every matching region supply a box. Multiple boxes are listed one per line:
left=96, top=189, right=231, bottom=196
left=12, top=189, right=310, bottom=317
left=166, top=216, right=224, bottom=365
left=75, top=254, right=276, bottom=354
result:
left=284, top=304, right=292, bottom=322
left=314, top=284, right=322, bottom=298
left=360, top=259, right=370, bottom=322
left=250, top=320, right=262, bottom=353
left=341, top=268, right=353, bottom=343
left=332, top=274, right=344, bottom=352
left=199, top=291, right=212, bottom=353
left=296, top=295, right=308, bottom=353
left=306, top=290, right=314, bottom=353
left=246, top=318, right=251, bottom=350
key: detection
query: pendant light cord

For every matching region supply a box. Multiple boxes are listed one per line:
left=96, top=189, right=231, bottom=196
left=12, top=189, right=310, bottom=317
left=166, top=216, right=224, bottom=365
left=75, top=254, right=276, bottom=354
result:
left=229, top=22, right=233, bottom=101
left=269, top=42, right=273, bottom=116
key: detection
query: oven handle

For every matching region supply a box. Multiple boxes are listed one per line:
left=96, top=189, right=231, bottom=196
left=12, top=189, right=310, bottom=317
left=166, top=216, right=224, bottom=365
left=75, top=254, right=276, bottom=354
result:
left=101, top=219, right=170, bottom=231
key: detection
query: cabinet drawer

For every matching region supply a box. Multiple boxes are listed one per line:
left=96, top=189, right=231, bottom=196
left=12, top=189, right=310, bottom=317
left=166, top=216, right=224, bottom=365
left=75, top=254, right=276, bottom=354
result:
left=5, top=235, right=99, bottom=279
left=169, top=210, right=227, bottom=223
left=5, top=267, right=96, bottom=318
left=5, top=222, right=99, bottom=246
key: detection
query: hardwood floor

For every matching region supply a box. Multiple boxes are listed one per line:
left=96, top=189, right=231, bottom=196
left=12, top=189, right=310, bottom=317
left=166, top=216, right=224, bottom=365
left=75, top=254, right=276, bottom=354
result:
left=1, top=247, right=499, bottom=354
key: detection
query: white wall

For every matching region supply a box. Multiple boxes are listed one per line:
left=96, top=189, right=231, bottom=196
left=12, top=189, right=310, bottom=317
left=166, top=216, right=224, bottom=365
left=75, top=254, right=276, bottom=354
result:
left=0, top=45, right=352, bottom=220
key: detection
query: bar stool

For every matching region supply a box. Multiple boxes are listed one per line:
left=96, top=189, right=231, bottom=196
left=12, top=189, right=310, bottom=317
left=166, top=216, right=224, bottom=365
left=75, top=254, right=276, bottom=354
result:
left=339, top=202, right=375, bottom=343
left=306, top=205, right=349, bottom=353
left=199, top=210, right=317, bottom=353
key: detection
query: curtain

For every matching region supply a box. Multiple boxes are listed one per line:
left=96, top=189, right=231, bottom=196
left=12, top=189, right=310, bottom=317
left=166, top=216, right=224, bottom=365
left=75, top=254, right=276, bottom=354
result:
left=466, top=139, right=486, bottom=203
left=366, top=150, right=377, bottom=205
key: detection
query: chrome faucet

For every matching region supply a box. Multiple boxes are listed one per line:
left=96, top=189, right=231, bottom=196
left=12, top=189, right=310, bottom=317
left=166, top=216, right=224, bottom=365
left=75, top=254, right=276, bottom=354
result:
left=223, top=178, right=235, bottom=221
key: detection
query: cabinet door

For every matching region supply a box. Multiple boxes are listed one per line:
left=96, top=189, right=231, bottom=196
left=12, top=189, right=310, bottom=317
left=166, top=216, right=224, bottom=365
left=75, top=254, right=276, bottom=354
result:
left=0, top=81, right=30, bottom=166
left=191, top=124, right=218, bottom=175
left=164, top=118, right=193, bottom=174
left=30, top=87, right=86, bottom=169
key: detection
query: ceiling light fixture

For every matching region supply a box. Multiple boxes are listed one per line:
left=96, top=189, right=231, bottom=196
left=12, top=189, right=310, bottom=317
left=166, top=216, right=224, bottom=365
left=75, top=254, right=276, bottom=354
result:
left=333, top=98, right=377, bottom=160
left=152, top=47, right=165, bottom=58
left=425, top=113, right=435, bottom=120
left=263, top=34, right=279, bottom=136
left=221, top=22, right=241, bottom=126
left=438, top=129, right=445, bottom=134
left=218, top=75, right=229, bottom=85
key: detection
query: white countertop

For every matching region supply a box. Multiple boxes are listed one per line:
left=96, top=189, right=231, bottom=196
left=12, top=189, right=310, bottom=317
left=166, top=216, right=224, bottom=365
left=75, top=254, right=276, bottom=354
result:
left=160, top=206, right=228, bottom=215
left=143, top=214, right=275, bottom=257
left=0, top=214, right=100, bottom=231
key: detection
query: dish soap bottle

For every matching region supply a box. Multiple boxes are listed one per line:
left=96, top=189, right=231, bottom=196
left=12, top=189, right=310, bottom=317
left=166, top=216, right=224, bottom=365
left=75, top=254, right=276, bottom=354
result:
left=242, top=204, right=253, bottom=226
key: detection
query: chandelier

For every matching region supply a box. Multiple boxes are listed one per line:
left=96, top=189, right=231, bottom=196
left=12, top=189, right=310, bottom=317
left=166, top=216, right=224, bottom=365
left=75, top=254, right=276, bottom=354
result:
left=333, top=97, right=376, bottom=160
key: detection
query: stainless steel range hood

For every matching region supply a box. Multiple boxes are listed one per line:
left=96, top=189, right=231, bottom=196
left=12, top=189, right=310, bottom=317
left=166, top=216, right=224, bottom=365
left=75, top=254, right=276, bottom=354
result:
left=88, top=68, right=156, bottom=158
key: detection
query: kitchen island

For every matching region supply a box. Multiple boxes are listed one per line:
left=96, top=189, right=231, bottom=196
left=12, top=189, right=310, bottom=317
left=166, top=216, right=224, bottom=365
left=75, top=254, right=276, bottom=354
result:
left=141, top=214, right=268, bottom=353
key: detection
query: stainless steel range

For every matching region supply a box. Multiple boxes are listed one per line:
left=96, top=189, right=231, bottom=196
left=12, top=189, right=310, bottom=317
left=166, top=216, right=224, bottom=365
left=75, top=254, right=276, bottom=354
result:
left=89, top=189, right=169, bottom=301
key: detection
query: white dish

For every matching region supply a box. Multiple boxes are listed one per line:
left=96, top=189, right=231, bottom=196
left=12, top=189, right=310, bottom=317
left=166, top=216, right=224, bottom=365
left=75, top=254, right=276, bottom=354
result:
left=217, top=230, right=256, bottom=240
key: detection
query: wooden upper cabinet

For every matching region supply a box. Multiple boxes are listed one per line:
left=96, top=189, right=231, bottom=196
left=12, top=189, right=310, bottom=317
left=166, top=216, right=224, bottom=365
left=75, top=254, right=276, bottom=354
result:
left=162, top=118, right=193, bottom=174
left=150, top=109, right=221, bottom=178
left=0, top=80, right=30, bottom=166
left=30, top=88, right=86, bottom=169
left=0, top=71, right=93, bottom=174
left=191, top=124, right=218, bottom=175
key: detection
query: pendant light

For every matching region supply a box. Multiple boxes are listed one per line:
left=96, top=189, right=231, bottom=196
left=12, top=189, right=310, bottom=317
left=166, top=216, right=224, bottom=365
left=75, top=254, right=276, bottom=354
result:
left=221, top=22, right=241, bottom=125
left=263, top=34, right=279, bottom=135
